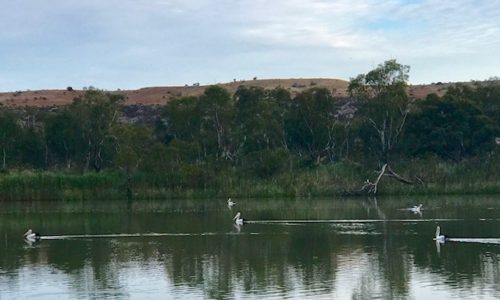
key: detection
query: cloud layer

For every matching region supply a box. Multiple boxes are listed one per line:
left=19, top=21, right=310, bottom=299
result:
left=1, top=0, right=499, bottom=90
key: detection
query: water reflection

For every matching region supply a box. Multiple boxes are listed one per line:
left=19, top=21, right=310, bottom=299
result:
left=1, top=196, right=500, bottom=299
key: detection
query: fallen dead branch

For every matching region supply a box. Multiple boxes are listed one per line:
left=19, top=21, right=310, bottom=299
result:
left=359, top=163, right=422, bottom=195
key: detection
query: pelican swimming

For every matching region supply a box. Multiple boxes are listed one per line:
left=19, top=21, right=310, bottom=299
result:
left=434, top=226, right=449, bottom=243
left=23, top=229, right=41, bottom=241
left=410, top=204, right=422, bottom=214
left=227, top=198, right=235, bottom=207
left=233, top=212, right=246, bottom=225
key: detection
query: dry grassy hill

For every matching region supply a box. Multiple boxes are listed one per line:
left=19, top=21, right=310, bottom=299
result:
left=0, top=78, right=453, bottom=107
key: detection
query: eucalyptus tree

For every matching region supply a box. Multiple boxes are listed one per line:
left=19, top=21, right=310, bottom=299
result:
left=17, top=127, right=46, bottom=169
left=349, top=59, right=411, bottom=164
left=233, top=86, right=284, bottom=154
left=198, top=85, right=235, bottom=160
left=348, top=60, right=413, bottom=194
left=233, top=86, right=290, bottom=177
left=468, top=81, right=500, bottom=153
left=45, top=110, right=84, bottom=169
left=112, top=123, right=155, bottom=174
left=16, top=108, right=50, bottom=169
left=269, top=87, right=292, bottom=150
left=157, top=96, right=201, bottom=144
left=111, top=123, right=156, bottom=197
left=156, top=96, right=203, bottom=164
left=286, top=87, right=339, bottom=164
left=404, top=92, right=497, bottom=161
left=0, top=109, right=20, bottom=170
left=453, top=81, right=500, bottom=127
left=69, top=90, right=124, bottom=172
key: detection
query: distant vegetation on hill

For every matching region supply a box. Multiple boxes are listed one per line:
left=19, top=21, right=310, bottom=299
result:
left=0, top=76, right=471, bottom=108
left=0, top=60, right=499, bottom=200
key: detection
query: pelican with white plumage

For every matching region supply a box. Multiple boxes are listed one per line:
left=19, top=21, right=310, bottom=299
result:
left=227, top=198, right=235, bottom=208
left=434, top=226, right=449, bottom=243
left=23, top=229, right=41, bottom=242
left=410, top=204, right=422, bottom=214
left=233, top=212, right=246, bottom=225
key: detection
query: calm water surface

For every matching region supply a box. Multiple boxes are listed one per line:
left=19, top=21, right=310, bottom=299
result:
left=1, top=196, right=500, bottom=299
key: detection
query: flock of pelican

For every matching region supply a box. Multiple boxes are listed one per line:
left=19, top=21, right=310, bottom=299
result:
left=19, top=199, right=489, bottom=247
left=228, top=201, right=458, bottom=246
left=405, top=204, right=449, bottom=243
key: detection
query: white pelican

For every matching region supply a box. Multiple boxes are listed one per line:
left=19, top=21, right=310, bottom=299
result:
left=410, top=204, right=422, bottom=214
left=434, top=226, right=449, bottom=243
left=227, top=198, right=235, bottom=207
left=233, top=212, right=245, bottom=225
left=23, top=229, right=41, bottom=241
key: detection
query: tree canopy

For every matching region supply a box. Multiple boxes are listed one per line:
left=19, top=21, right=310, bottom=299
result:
left=0, top=61, right=498, bottom=194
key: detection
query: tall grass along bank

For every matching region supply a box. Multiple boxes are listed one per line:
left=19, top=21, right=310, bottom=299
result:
left=0, top=158, right=499, bottom=201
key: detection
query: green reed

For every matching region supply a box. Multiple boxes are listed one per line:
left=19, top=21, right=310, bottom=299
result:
left=0, top=157, right=498, bottom=201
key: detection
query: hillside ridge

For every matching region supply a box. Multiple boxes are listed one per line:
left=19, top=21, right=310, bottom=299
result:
left=0, top=78, right=455, bottom=107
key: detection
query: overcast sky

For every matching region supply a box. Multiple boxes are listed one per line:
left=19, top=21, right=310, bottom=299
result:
left=1, top=0, right=499, bottom=91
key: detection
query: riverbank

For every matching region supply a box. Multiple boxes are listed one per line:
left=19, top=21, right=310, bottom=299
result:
left=0, top=158, right=498, bottom=201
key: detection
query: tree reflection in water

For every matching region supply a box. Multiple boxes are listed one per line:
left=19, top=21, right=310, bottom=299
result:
left=1, top=196, right=500, bottom=299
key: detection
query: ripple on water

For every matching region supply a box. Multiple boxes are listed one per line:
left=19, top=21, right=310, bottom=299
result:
left=330, top=223, right=382, bottom=235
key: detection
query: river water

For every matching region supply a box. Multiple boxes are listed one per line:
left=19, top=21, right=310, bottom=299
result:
left=1, top=196, right=500, bottom=299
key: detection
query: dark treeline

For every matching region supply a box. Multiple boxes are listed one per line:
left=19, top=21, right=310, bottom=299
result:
left=0, top=60, right=499, bottom=197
